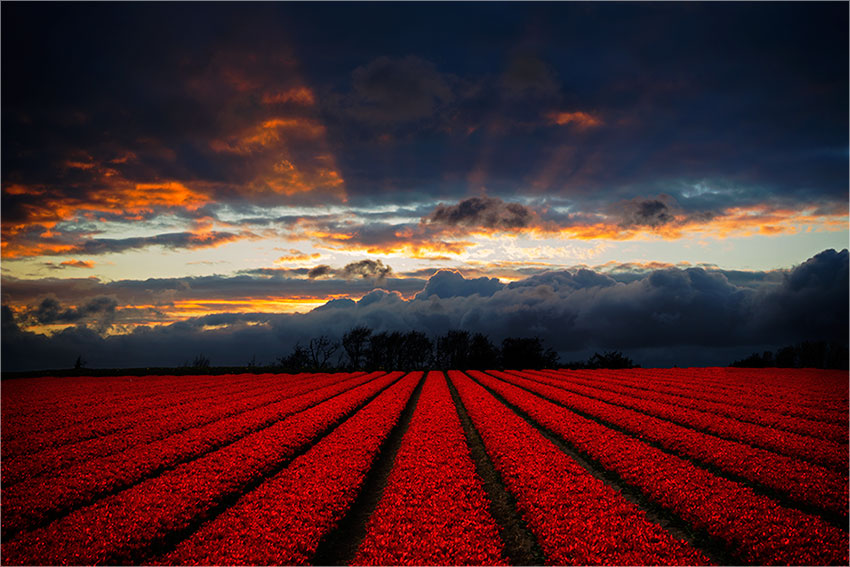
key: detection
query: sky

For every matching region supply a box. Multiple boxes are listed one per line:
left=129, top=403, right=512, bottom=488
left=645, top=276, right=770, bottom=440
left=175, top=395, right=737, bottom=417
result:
left=2, top=2, right=848, bottom=370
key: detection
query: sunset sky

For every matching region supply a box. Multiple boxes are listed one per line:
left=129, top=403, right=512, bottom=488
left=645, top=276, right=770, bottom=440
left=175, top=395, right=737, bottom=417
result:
left=2, top=3, right=848, bottom=370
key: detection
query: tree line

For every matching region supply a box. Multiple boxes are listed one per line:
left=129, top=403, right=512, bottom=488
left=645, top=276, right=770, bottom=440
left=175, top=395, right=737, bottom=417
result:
left=730, top=341, right=848, bottom=370
left=274, top=326, right=637, bottom=372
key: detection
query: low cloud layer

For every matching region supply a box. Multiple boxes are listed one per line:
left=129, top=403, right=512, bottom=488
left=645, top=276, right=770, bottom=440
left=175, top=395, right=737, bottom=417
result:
left=3, top=249, right=846, bottom=370
left=19, top=296, right=118, bottom=334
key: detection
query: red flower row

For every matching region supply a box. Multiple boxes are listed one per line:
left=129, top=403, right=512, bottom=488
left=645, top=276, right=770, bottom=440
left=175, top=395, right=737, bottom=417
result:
left=354, top=371, right=507, bottom=566
left=158, top=371, right=422, bottom=565
left=499, top=370, right=847, bottom=518
left=568, top=367, right=847, bottom=420
left=470, top=371, right=849, bottom=565
left=2, top=372, right=383, bottom=539
left=2, top=373, right=274, bottom=443
left=2, top=371, right=403, bottom=565
left=3, top=372, right=357, bottom=485
left=666, top=367, right=849, bottom=404
left=533, top=368, right=847, bottom=442
left=450, top=371, right=710, bottom=566
left=508, top=369, right=846, bottom=471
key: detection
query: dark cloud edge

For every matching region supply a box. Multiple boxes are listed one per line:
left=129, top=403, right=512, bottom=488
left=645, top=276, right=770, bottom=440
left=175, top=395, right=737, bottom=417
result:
left=2, top=249, right=847, bottom=371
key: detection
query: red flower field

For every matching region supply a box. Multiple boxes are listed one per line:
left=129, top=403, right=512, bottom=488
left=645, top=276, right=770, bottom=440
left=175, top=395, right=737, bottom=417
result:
left=1, top=368, right=847, bottom=565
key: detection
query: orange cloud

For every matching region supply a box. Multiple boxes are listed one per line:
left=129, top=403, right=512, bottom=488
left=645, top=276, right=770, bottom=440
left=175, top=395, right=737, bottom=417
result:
left=109, top=152, right=137, bottom=164
left=158, top=296, right=357, bottom=319
left=283, top=217, right=477, bottom=259
left=172, top=298, right=334, bottom=316
left=2, top=225, right=255, bottom=259
left=2, top=240, right=78, bottom=258
left=4, top=174, right=209, bottom=225
left=211, top=117, right=326, bottom=154
left=275, top=251, right=322, bottom=263
left=355, top=241, right=473, bottom=259
left=209, top=114, right=346, bottom=200
left=261, top=87, right=316, bottom=106
left=125, top=182, right=208, bottom=210
left=64, top=160, right=97, bottom=170
left=307, top=233, right=474, bottom=259
left=181, top=230, right=248, bottom=249
left=546, top=111, right=603, bottom=129
left=60, top=259, right=95, bottom=269
left=4, top=184, right=41, bottom=196
left=263, top=158, right=345, bottom=197
left=2, top=176, right=213, bottom=258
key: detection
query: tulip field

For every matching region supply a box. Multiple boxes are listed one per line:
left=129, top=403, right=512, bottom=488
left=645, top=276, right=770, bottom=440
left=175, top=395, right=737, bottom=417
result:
left=1, top=368, right=847, bottom=565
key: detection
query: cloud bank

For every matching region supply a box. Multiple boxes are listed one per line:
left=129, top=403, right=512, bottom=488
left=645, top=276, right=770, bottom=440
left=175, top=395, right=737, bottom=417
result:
left=3, top=249, right=846, bottom=371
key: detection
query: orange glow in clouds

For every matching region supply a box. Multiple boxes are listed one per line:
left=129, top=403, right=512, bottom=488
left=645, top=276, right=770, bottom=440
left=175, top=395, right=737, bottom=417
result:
left=171, top=297, right=347, bottom=316
left=547, top=111, right=603, bottom=129
left=261, top=87, right=316, bottom=106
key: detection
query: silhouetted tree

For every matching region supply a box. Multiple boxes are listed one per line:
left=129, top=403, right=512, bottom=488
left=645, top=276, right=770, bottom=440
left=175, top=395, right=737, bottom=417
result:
left=74, top=355, right=86, bottom=370
left=309, top=335, right=339, bottom=370
left=342, top=325, right=372, bottom=370
left=365, top=331, right=393, bottom=370
left=775, top=346, right=797, bottom=368
left=586, top=351, right=638, bottom=369
left=825, top=343, right=849, bottom=370
left=731, top=341, right=848, bottom=369
left=798, top=341, right=827, bottom=369
left=731, top=352, right=772, bottom=368
left=500, top=337, right=559, bottom=369
left=363, top=330, right=433, bottom=370
left=434, top=330, right=499, bottom=369
left=468, top=333, right=499, bottom=369
left=192, top=354, right=210, bottom=369
left=399, top=330, right=433, bottom=370
left=435, top=330, right=471, bottom=369
left=278, top=343, right=311, bottom=372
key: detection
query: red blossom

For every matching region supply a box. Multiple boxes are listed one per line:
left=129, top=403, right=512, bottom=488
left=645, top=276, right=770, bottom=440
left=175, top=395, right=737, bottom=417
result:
left=354, top=371, right=507, bottom=566
left=498, top=369, right=848, bottom=518
left=470, top=370, right=849, bottom=565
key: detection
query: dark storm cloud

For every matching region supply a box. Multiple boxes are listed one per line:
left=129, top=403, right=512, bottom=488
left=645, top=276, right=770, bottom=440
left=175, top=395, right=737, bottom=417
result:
left=4, top=250, right=846, bottom=370
left=500, top=55, right=560, bottom=99
left=78, top=232, right=250, bottom=255
left=28, top=296, right=117, bottom=325
left=341, top=259, right=393, bottom=280
left=307, top=265, right=334, bottom=279
left=752, top=248, right=849, bottom=344
left=308, top=259, right=393, bottom=280
left=1, top=2, right=345, bottom=245
left=619, top=198, right=676, bottom=228
left=1, top=273, right=427, bottom=312
left=426, top=197, right=536, bottom=230
left=414, top=270, right=504, bottom=299
left=17, top=295, right=118, bottom=333
left=337, top=56, right=454, bottom=124
left=2, top=3, right=846, bottom=234
left=5, top=228, right=252, bottom=258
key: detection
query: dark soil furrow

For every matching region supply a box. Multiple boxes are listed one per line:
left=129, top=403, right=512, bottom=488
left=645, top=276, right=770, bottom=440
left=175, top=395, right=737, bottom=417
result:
left=503, top=371, right=848, bottom=530
left=137, top=372, right=406, bottom=565
left=311, top=373, right=426, bottom=565
left=470, top=372, right=736, bottom=566
left=446, top=376, right=545, bottom=566
left=3, top=373, right=387, bottom=543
